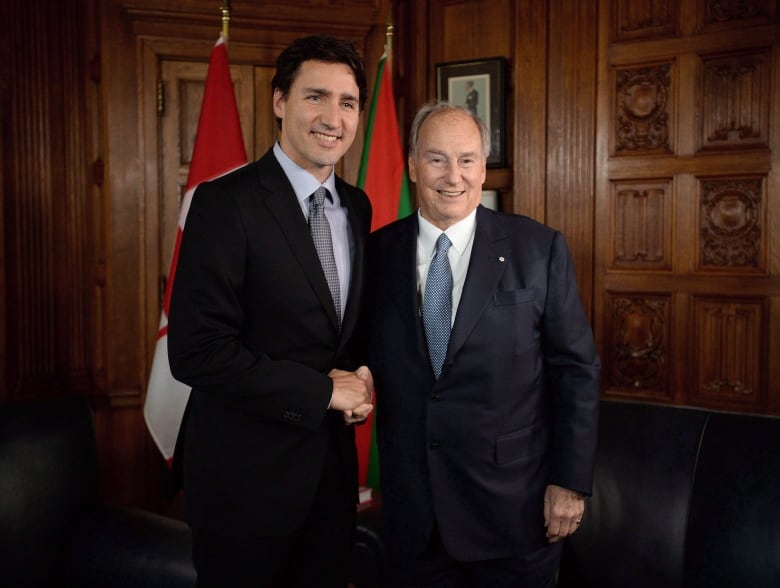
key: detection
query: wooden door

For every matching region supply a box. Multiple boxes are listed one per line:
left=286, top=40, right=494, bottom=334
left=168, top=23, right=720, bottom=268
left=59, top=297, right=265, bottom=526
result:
left=595, top=0, right=780, bottom=414
left=159, top=59, right=258, bottom=283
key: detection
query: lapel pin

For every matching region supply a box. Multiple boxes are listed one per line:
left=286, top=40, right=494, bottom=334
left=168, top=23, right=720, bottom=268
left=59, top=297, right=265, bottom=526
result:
left=498, top=256, right=505, bottom=262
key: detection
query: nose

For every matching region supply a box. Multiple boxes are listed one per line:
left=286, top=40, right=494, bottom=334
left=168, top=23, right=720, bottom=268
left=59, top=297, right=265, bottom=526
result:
left=320, top=99, right=340, bottom=128
left=443, top=161, right=461, bottom=184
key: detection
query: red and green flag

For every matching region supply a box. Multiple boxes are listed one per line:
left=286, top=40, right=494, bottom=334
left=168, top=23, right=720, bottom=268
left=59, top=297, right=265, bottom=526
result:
left=356, top=52, right=413, bottom=490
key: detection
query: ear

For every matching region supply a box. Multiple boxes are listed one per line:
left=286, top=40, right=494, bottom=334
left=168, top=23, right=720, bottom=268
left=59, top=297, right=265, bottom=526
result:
left=272, top=88, right=285, bottom=119
left=408, top=155, right=417, bottom=183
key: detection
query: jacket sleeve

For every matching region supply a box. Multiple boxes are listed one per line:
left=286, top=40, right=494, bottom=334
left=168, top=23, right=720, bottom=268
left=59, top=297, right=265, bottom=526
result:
left=542, top=231, right=601, bottom=495
left=167, top=179, right=332, bottom=432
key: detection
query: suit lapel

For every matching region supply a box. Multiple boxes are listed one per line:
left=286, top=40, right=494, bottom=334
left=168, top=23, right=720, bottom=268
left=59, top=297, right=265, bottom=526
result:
left=257, top=155, right=340, bottom=331
left=387, top=215, right=422, bottom=334
left=339, top=180, right=367, bottom=340
left=445, top=207, right=510, bottom=369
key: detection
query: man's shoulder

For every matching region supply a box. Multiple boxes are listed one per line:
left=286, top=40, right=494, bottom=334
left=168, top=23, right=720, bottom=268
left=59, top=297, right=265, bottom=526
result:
left=371, top=213, right=416, bottom=238
left=478, top=206, right=552, bottom=235
left=214, top=150, right=274, bottom=185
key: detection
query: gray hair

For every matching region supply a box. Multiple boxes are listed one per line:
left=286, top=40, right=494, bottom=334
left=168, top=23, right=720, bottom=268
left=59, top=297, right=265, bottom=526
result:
left=408, top=101, right=491, bottom=159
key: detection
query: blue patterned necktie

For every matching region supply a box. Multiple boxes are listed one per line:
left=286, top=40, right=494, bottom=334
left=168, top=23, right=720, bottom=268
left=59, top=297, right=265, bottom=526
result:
left=423, top=233, right=453, bottom=379
left=309, top=187, right=341, bottom=327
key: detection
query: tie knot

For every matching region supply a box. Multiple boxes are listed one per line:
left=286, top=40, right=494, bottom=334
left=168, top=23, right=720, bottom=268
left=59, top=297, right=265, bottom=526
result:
left=311, top=187, right=330, bottom=210
left=435, top=233, right=451, bottom=254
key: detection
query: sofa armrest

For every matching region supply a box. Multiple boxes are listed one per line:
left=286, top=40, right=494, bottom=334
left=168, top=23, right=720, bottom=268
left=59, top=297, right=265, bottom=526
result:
left=69, top=506, right=195, bottom=588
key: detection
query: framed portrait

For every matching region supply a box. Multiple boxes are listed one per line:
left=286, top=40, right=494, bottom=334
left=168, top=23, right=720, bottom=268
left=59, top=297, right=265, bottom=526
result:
left=435, top=57, right=507, bottom=168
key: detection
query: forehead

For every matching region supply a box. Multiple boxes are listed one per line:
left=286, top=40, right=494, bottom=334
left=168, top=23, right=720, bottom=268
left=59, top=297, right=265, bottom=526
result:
left=418, top=111, right=482, bottom=150
left=291, top=60, right=358, bottom=92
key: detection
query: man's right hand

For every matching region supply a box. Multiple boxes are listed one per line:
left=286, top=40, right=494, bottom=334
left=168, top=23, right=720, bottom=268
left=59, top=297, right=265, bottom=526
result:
left=329, top=366, right=373, bottom=415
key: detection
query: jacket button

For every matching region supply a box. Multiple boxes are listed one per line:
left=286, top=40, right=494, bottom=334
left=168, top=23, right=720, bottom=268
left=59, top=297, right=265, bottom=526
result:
left=429, top=441, right=440, bottom=449
left=431, top=393, right=441, bottom=401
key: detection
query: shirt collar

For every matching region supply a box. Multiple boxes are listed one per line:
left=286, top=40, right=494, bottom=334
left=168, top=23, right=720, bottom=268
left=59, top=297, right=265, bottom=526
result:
left=417, top=208, right=477, bottom=259
left=273, top=142, right=338, bottom=206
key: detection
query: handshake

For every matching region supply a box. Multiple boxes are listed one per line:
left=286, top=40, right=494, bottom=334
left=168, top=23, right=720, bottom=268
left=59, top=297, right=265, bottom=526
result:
left=329, top=366, right=374, bottom=425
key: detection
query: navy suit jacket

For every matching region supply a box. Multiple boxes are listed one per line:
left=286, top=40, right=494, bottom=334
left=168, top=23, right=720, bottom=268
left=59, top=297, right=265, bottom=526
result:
left=168, top=148, right=371, bottom=538
left=365, top=206, right=600, bottom=561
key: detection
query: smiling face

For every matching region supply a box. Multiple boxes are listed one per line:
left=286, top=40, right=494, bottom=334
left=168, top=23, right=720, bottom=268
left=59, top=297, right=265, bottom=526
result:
left=273, top=60, right=360, bottom=183
left=409, top=109, right=487, bottom=230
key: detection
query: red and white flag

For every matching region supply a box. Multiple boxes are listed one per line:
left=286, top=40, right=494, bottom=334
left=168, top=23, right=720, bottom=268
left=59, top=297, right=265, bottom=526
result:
left=144, top=35, right=248, bottom=461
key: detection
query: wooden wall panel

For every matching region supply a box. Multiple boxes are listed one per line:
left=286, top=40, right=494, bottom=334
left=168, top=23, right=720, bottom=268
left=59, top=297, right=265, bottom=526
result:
left=0, top=0, right=95, bottom=401
left=546, top=0, right=598, bottom=317
left=597, top=0, right=779, bottom=414
left=698, top=48, right=772, bottom=151
left=613, top=63, right=674, bottom=155
left=692, top=296, right=765, bottom=411
left=611, top=179, right=673, bottom=270
left=512, top=0, right=547, bottom=221
left=613, top=0, right=679, bottom=41
left=696, top=175, right=766, bottom=273
left=605, top=292, right=672, bottom=399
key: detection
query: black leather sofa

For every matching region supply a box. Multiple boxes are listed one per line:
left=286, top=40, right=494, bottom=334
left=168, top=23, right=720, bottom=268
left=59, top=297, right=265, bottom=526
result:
left=344, top=399, right=780, bottom=587
left=558, top=399, right=780, bottom=588
left=0, top=395, right=195, bottom=587
left=0, top=395, right=385, bottom=587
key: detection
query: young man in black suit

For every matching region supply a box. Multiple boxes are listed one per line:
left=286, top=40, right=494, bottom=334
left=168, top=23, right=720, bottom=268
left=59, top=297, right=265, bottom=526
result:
left=168, top=36, right=374, bottom=587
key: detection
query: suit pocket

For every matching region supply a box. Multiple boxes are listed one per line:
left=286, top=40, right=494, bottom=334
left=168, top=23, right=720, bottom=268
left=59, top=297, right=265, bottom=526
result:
left=493, top=288, right=535, bottom=306
left=495, top=422, right=546, bottom=465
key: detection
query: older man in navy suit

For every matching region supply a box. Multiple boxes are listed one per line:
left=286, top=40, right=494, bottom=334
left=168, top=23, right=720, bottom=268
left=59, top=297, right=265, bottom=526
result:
left=364, top=102, right=601, bottom=587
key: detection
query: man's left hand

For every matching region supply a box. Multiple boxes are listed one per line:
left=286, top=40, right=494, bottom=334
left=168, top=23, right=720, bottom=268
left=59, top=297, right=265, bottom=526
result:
left=543, top=484, right=584, bottom=543
left=342, top=365, right=374, bottom=424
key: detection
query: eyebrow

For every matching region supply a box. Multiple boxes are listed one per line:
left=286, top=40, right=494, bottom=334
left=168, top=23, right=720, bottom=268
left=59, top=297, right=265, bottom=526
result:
left=302, top=87, right=358, bottom=103
left=424, top=149, right=478, bottom=158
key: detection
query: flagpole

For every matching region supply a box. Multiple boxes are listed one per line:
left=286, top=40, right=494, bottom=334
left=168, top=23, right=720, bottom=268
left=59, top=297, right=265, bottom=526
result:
left=220, top=0, right=231, bottom=41
left=385, top=10, right=393, bottom=64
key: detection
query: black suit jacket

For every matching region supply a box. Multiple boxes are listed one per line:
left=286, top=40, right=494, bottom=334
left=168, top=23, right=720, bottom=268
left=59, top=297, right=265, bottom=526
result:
left=168, top=148, right=372, bottom=538
left=365, top=206, right=600, bottom=561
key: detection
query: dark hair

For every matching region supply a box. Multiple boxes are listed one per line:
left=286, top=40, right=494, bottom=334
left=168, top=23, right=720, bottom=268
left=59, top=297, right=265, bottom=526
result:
left=271, top=35, right=368, bottom=111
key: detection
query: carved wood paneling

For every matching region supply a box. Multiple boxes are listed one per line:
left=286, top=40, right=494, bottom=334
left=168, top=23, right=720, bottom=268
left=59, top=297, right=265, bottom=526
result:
left=613, top=0, right=679, bottom=41
left=692, top=296, right=764, bottom=409
left=614, top=63, right=673, bottom=155
left=698, top=48, right=772, bottom=151
left=699, top=0, right=777, bottom=32
left=611, top=179, right=672, bottom=269
left=697, top=176, right=765, bottom=272
left=605, top=293, right=671, bottom=398
left=599, top=0, right=779, bottom=417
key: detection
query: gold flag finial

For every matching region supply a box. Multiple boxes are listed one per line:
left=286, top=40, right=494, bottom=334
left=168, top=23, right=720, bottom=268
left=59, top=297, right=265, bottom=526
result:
left=385, top=9, right=394, bottom=63
left=220, top=1, right=231, bottom=41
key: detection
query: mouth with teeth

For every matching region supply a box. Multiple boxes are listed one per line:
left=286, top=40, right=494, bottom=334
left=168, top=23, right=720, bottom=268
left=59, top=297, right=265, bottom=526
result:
left=313, top=131, right=340, bottom=144
left=438, top=189, right=465, bottom=197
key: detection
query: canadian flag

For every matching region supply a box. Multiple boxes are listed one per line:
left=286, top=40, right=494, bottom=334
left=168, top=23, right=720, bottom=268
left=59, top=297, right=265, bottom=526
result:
left=144, top=35, right=248, bottom=460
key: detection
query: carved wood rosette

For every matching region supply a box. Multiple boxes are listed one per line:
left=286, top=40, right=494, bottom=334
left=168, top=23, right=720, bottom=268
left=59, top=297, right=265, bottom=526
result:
left=697, top=176, right=765, bottom=272
left=614, top=64, right=673, bottom=154
left=692, top=297, right=764, bottom=409
left=607, top=294, right=671, bottom=398
left=612, top=179, right=672, bottom=269
left=698, top=48, right=772, bottom=151
left=700, top=0, right=777, bottom=31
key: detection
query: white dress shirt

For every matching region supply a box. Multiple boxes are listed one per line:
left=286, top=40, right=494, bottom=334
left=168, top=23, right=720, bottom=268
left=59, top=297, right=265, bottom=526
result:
left=417, top=209, right=477, bottom=326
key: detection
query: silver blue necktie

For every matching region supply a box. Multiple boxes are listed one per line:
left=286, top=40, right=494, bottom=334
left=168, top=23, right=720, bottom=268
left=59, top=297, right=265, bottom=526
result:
left=423, top=233, right=452, bottom=379
left=309, top=187, right=341, bottom=327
